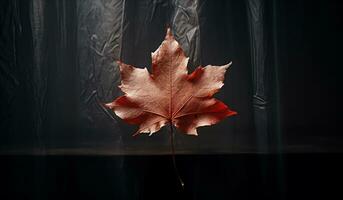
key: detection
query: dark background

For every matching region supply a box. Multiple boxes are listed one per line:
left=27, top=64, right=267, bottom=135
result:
left=0, top=0, right=341, bottom=154
left=1, top=0, right=342, bottom=199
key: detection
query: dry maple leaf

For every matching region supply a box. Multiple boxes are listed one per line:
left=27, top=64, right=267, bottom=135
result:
left=105, top=28, right=237, bottom=136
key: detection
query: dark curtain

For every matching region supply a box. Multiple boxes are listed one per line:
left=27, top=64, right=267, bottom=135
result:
left=0, top=0, right=341, bottom=154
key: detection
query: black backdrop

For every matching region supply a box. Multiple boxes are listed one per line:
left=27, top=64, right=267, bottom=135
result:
left=0, top=0, right=342, bottom=199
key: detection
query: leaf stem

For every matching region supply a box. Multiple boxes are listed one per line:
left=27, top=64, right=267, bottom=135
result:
left=169, top=122, right=184, bottom=189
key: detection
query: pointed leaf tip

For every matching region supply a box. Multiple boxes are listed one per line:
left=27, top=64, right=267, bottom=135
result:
left=165, top=27, right=173, bottom=40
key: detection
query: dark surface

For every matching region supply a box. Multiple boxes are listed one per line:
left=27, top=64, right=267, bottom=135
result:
left=1, top=154, right=342, bottom=200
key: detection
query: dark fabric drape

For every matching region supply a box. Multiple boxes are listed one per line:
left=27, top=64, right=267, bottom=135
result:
left=246, top=0, right=271, bottom=152
left=1, top=0, right=341, bottom=154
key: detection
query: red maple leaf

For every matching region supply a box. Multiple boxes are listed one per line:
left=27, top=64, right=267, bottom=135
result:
left=106, top=28, right=237, bottom=136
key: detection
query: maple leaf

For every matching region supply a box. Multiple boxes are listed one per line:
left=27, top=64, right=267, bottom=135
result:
left=106, top=28, right=237, bottom=136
